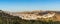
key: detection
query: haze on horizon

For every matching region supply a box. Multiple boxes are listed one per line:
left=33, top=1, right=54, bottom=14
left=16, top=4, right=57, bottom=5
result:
left=0, top=0, right=60, bottom=12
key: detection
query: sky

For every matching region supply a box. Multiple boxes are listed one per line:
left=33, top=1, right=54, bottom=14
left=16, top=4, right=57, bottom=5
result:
left=0, top=0, right=60, bottom=12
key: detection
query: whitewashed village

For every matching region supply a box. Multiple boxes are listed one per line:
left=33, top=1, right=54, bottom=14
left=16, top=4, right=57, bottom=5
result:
left=8, top=10, right=56, bottom=20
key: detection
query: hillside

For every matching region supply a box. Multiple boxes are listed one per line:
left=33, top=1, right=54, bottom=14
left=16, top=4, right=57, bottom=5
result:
left=0, top=10, right=60, bottom=24
left=9, top=10, right=60, bottom=21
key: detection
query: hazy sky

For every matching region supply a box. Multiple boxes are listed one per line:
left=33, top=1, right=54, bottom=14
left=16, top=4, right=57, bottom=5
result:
left=0, top=0, right=60, bottom=12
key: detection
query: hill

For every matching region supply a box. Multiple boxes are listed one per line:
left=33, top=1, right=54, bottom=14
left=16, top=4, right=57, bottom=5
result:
left=0, top=10, right=60, bottom=24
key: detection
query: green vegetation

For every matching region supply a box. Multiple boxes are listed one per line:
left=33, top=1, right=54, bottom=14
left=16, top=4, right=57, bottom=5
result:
left=0, top=17, right=2, bottom=24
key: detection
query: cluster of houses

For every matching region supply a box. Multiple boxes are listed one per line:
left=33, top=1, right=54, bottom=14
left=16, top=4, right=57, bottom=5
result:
left=10, top=11, right=55, bottom=20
